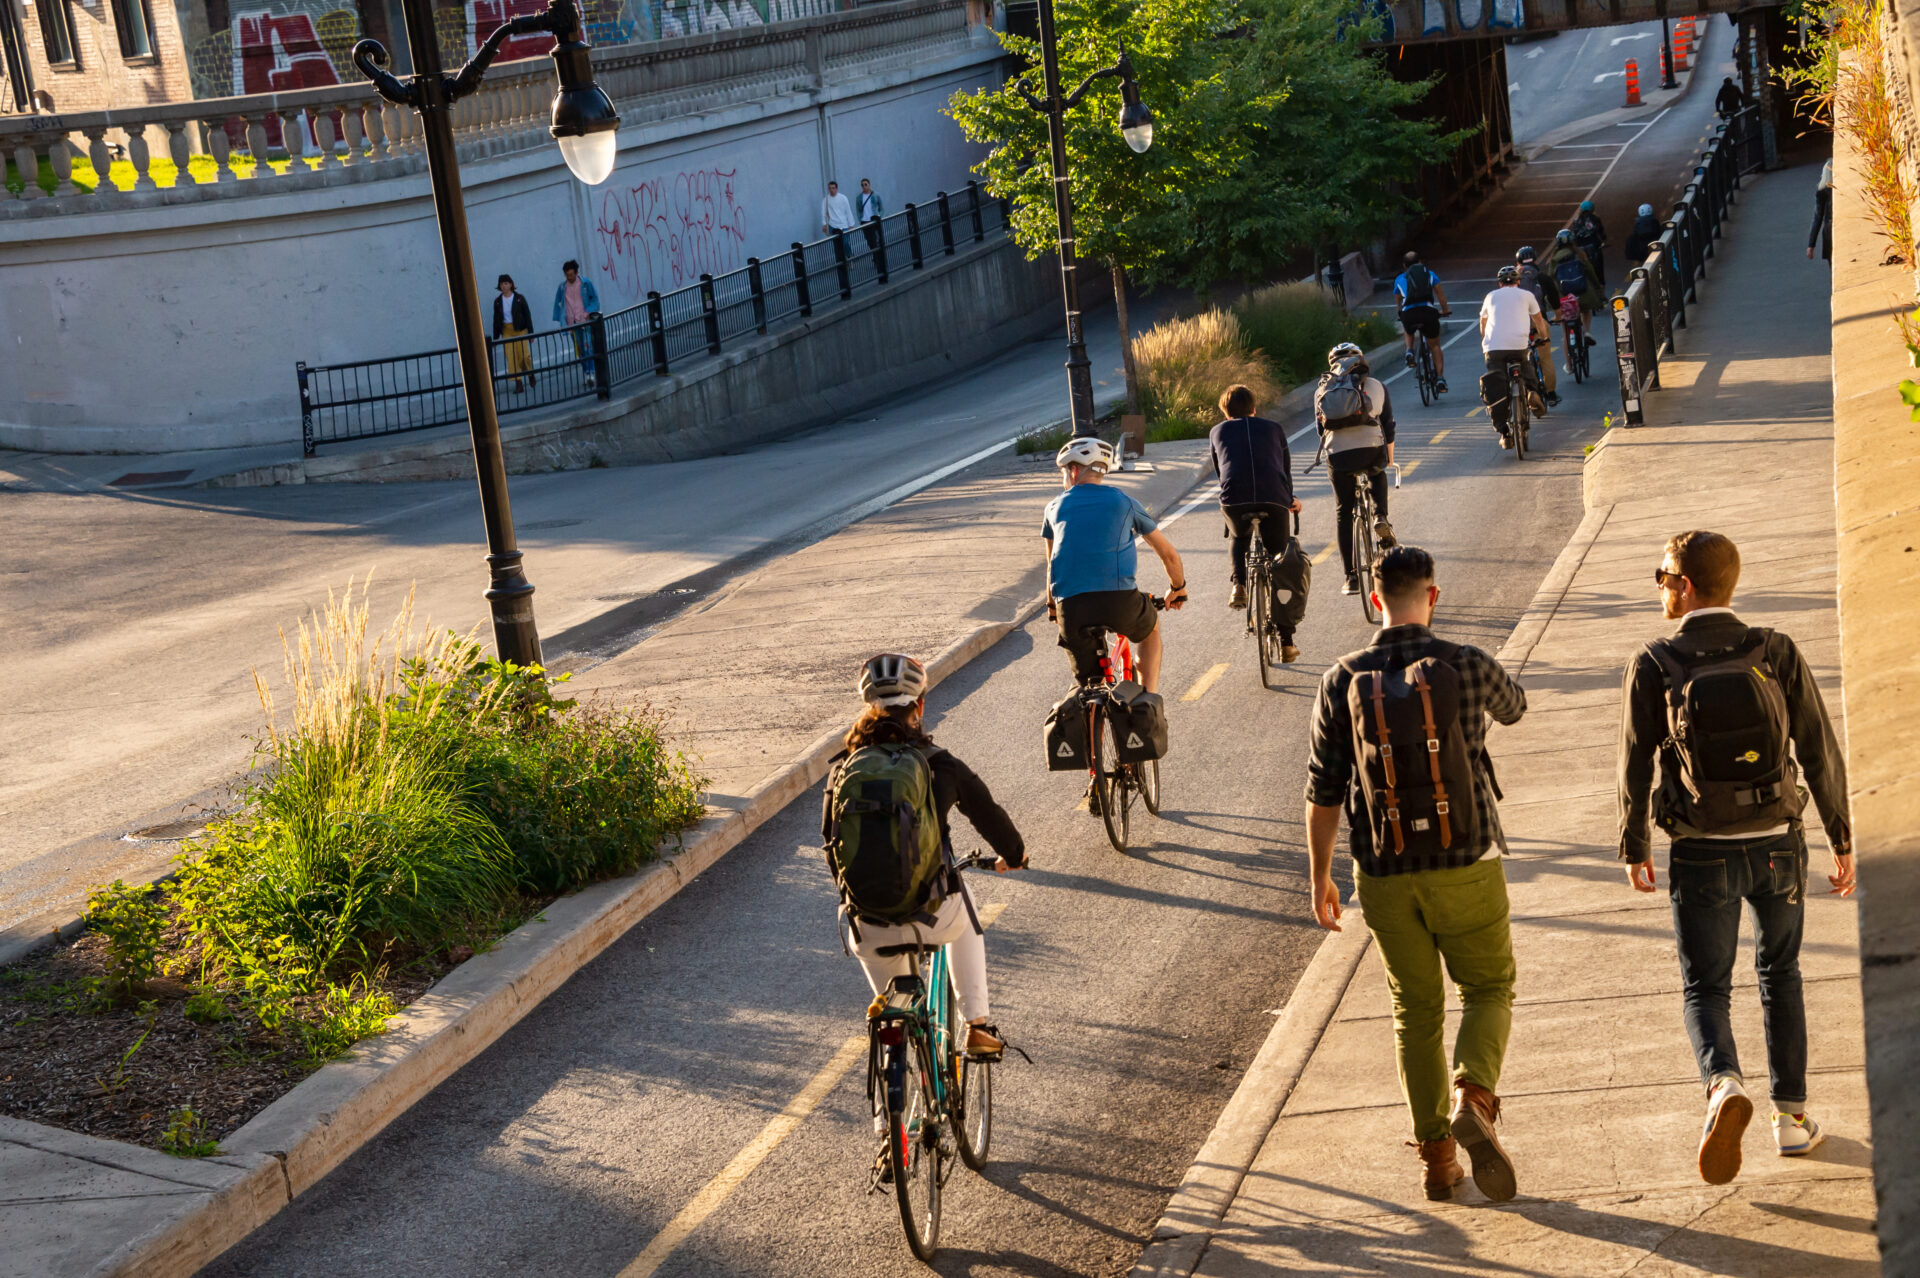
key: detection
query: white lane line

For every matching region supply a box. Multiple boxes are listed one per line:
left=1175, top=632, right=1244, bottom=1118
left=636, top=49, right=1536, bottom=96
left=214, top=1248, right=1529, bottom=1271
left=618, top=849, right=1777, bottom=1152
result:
left=619, top=903, right=1010, bottom=1277
left=1583, top=106, right=1672, bottom=204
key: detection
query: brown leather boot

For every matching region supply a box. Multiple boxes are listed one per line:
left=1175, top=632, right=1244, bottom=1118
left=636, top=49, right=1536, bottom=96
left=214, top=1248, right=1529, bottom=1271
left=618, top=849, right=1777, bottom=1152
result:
left=1451, top=1081, right=1517, bottom=1202
left=1415, top=1136, right=1466, bottom=1201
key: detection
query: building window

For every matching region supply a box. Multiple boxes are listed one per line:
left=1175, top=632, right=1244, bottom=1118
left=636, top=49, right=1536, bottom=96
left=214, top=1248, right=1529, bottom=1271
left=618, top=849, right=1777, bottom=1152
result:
left=38, top=0, right=77, bottom=66
left=110, top=0, right=156, bottom=59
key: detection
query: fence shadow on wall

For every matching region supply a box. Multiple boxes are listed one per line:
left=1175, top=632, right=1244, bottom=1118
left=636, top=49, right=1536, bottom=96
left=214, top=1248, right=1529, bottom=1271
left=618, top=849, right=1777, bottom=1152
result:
left=296, top=180, right=1012, bottom=457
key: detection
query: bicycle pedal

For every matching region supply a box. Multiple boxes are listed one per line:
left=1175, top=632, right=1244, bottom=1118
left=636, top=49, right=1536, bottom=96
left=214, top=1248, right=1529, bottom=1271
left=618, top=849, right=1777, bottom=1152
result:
left=867, top=1146, right=892, bottom=1192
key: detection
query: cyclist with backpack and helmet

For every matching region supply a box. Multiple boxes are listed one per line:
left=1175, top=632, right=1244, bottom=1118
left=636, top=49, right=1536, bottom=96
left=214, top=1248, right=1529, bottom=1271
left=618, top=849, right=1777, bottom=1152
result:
left=1043, top=436, right=1188, bottom=696
left=1617, top=531, right=1853, bottom=1184
left=1571, top=200, right=1609, bottom=289
left=1546, top=229, right=1603, bottom=352
left=1479, top=266, right=1549, bottom=449
left=1393, top=250, right=1453, bottom=394
left=824, top=652, right=1026, bottom=1067
left=1314, top=343, right=1397, bottom=596
left=1512, top=247, right=1561, bottom=409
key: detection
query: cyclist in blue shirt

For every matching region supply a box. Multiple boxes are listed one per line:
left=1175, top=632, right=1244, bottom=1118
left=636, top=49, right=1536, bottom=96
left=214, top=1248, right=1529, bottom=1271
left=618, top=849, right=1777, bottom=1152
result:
left=1043, top=437, right=1188, bottom=695
left=1394, top=250, right=1453, bottom=394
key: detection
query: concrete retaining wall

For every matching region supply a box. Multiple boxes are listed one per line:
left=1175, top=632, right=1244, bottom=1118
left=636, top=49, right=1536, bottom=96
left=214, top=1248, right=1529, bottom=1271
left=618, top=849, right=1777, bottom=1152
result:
left=212, top=232, right=1063, bottom=484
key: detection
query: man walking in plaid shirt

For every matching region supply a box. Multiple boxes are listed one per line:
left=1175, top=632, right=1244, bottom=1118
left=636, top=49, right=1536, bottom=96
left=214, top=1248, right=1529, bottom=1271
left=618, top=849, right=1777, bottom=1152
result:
left=1306, top=545, right=1528, bottom=1202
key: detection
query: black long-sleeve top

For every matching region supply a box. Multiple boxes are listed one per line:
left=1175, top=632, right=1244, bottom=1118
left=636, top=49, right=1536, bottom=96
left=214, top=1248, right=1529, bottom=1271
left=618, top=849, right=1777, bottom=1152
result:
left=1208, top=415, right=1295, bottom=508
left=1616, top=610, right=1851, bottom=862
left=822, top=743, right=1026, bottom=868
left=491, top=291, right=533, bottom=340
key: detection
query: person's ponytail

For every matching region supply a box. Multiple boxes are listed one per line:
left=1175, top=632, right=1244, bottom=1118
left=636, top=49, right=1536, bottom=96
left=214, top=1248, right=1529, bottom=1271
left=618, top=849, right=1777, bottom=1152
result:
left=844, top=703, right=933, bottom=751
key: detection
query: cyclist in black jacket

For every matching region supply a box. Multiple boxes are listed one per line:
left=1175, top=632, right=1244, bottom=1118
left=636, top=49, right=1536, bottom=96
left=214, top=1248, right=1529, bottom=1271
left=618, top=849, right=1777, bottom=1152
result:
left=1209, top=385, right=1302, bottom=648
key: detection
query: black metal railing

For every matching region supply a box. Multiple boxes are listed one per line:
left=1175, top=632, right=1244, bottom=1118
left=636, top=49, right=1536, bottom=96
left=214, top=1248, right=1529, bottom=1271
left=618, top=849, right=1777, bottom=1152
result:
left=1610, top=116, right=1753, bottom=427
left=297, top=180, right=1014, bottom=455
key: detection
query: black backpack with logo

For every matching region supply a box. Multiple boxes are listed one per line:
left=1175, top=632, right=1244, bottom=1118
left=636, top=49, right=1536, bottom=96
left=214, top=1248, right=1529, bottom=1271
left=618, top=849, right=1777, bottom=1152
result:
left=1400, top=263, right=1435, bottom=308
left=1648, top=629, right=1803, bottom=836
left=1342, top=643, right=1480, bottom=859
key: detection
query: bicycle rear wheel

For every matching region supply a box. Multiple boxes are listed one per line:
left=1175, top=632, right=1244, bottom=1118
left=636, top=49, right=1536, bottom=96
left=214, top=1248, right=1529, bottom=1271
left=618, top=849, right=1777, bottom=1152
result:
left=1355, top=505, right=1379, bottom=624
left=1250, top=560, right=1273, bottom=689
left=1512, top=387, right=1529, bottom=461
left=1417, top=349, right=1433, bottom=406
left=886, top=1039, right=943, bottom=1260
left=1138, top=757, right=1161, bottom=815
left=1091, top=711, right=1131, bottom=852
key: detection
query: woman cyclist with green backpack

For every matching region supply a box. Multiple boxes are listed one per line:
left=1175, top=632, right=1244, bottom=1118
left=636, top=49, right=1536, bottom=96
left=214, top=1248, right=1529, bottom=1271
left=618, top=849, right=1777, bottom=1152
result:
left=822, top=652, right=1027, bottom=1060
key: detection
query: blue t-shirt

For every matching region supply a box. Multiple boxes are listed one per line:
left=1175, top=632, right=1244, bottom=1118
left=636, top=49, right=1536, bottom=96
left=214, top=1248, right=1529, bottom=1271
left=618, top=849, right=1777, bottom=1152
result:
left=1394, top=268, right=1441, bottom=312
left=1042, top=483, right=1159, bottom=599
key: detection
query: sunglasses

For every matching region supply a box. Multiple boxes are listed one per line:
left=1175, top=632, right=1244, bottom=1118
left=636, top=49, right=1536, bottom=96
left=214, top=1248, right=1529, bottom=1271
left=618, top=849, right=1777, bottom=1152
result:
left=1654, top=567, right=1688, bottom=588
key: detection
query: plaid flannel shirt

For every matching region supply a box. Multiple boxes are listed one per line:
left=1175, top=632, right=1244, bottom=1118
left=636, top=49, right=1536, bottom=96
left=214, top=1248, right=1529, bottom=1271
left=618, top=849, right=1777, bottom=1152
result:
left=1305, top=624, right=1528, bottom=877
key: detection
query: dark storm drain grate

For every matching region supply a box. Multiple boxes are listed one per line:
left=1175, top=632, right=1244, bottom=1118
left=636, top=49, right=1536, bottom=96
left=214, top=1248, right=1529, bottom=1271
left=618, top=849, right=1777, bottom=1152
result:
left=125, top=818, right=210, bottom=841
left=108, top=470, right=193, bottom=488
left=520, top=519, right=585, bottom=531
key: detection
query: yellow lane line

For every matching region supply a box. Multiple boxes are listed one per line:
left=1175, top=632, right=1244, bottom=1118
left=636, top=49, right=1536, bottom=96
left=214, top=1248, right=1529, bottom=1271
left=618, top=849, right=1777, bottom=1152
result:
left=1464, top=405, right=1485, bottom=418
left=619, top=904, right=1008, bottom=1277
left=1400, top=459, right=1422, bottom=479
left=1182, top=662, right=1230, bottom=702
left=1429, top=429, right=1451, bottom=444
left=1311, top=543, right=1338, bottom=566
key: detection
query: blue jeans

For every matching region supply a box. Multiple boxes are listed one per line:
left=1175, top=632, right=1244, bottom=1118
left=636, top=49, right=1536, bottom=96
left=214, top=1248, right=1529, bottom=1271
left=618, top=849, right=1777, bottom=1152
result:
left=1668, top=828, right=1808, bottom=1106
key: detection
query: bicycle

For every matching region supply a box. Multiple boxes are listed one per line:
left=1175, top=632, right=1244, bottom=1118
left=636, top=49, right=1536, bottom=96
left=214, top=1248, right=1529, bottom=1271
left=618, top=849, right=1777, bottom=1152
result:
left=1309, top=444, right=1401, bottom=624
left=865, top=852, right=1002, bottom=1261
left=1560, top=297, right=1590, bottom=384
left=1502, top=348, right=1537, bottom=462
left=1075, top=597, right=1166, bottom=852
left=1235, top=508, right=1298, bottom=689
left=1413, top=333, right=1438, bottom=407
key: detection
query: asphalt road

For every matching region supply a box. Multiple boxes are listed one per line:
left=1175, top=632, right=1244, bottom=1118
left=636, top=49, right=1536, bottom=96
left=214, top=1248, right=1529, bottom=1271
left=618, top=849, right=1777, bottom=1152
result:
left=1508, top=20, right=1717, bottom=145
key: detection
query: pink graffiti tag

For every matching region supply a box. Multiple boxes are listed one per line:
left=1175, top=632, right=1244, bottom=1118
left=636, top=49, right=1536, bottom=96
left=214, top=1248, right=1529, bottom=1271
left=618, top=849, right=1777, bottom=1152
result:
left=469, top=0, right=551, bottom=61
left=594, top=168, right=749, bottom=300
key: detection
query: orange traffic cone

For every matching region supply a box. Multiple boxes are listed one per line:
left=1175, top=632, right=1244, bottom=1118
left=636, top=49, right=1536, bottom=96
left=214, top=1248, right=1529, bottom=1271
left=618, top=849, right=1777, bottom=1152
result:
left=1675, top=20, right=1692, bottom=71
left=1625, top=59, right=1641, bottom=107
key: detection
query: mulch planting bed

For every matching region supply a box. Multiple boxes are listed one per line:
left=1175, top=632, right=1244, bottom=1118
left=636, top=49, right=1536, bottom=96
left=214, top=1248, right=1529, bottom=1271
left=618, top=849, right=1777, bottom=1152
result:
left=0, top=931, right=457, bottom=1153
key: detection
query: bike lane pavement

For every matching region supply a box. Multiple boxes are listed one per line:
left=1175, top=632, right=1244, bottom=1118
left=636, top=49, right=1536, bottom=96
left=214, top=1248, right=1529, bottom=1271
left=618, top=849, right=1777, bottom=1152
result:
left=1141, top=156, right=1875, bottom=1276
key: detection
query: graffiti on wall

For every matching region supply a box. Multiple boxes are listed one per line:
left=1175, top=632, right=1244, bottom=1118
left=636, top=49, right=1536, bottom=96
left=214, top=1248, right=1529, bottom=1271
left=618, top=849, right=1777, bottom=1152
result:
left=1403, top=0, right=1524, bottom=39
left=594, top=167, right=750, bottom=300
left=654, top=0, right=840, bottom=40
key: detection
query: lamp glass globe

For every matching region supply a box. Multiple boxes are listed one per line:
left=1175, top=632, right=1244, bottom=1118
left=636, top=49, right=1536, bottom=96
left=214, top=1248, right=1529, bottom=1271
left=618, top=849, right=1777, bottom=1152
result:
left=559, top=129, right=617, bottom=185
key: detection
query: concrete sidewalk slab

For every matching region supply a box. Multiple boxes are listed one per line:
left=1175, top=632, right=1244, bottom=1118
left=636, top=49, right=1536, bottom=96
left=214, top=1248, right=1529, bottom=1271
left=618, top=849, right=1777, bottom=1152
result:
left=1160, top=158, right=1877, bottom=1275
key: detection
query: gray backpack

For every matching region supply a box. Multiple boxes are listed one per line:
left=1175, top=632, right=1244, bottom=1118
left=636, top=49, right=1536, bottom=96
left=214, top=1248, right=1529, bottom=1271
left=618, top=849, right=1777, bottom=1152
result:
left=1315, top=364, right=1374, bottom=432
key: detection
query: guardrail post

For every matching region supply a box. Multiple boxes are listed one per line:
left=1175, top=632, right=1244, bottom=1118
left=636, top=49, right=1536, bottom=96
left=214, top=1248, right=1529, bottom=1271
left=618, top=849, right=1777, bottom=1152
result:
left=872, top=223, right=889, bottom=284
left=967, top=179, right=984, bottom=241
left=1612, top=295, right=1644, bottom=427
left=832, top=228, right=853, bottom=299
left=1662, top=226, right=1687, bottom=329
left=905, top=203, right=924, bottom=269
left=936, top=190, right=955, bottom=256
left=647, top=290, right=669, bottom=375
left=699, top=274, right=721, bottom=354
left=297, top=361, right=315, bottom=456
left=747, top=257, right=768, bottom=333
left=791, top=241, right=812, bottom=317
left=590, top=313, right=610, bottom=398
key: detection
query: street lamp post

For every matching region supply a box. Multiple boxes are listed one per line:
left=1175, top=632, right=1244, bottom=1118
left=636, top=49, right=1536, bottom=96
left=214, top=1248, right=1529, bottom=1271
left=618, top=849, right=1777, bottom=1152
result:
left=352, top=0, right=619, bottom=668
left=1660, top=18, right=1678, bottom=91
left=1014, top=0, right=1153, bottom=439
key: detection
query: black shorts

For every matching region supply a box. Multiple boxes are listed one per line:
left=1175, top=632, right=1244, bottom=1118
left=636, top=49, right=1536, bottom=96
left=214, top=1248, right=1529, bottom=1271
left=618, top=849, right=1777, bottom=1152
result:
left=1057, top=589, right=1158, bottom=684
left=1399, top=308, right=1440, bottom=340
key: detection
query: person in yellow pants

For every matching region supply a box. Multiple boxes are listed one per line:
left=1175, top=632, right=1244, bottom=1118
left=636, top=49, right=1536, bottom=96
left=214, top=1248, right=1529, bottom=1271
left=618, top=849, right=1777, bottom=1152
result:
left=491, top=274, right=536, bottom=393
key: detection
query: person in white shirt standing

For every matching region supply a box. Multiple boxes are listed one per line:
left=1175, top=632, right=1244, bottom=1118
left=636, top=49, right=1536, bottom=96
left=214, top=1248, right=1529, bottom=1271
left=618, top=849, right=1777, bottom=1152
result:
left=1477, top=265, right=1550, bottom=450
left=821, top=180, right=856, bottom=237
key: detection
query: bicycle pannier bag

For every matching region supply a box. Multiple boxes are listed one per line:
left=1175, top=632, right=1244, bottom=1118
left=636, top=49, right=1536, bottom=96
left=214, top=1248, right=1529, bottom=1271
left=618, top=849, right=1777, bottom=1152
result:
left=1400, top=263, right=1435, bottom=308
left=1107, top=680, right=1169, bottom=763
left=825, top=744, right=946, bottom=923
left=1648, top=629, right=1803, bottom=837
left=1269, top=534, right=1311, bottom=634
left=1554, top=256, right=1588, bottom=295
left=1342, top=646, right=1481, bottom=859
left=1314, top=365, right=1375, bottom=432
left=1044, top=689, right=1090, bottom=772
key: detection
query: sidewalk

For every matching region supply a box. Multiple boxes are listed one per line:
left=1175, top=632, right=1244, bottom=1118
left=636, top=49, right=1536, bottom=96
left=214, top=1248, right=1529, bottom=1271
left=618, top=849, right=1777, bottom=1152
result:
left=1145, top=159, right=1878, bottom=1274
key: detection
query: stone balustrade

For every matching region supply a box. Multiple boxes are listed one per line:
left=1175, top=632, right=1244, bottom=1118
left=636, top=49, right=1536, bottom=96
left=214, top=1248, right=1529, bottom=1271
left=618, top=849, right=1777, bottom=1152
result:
left=0, top=0, right=979, bottom=219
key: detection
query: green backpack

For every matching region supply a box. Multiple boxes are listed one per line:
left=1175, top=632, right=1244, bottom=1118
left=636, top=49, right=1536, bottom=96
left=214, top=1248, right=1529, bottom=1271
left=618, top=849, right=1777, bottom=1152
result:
left=825, top=744, right=946, bottom=925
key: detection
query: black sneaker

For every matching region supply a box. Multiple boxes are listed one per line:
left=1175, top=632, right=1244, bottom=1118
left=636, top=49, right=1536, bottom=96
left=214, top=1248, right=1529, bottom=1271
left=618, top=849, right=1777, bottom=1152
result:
left=1405, top=350, right=1417, bottom=368
left=1342, top=573, right=1360, bottom=596
left=1545, top=392, right=1562, bottom=408
left=1585, top=334, right=1598, bottom=347
left=1435, top=379, right=1449, bottom=394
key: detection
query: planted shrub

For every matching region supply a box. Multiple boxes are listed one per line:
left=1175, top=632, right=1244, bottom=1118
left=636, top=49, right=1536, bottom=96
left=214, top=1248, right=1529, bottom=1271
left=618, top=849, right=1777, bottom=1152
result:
left=1233, top=282, right=1395, bottom=386
left=84, top=881, right=166, bottom=1005
left=1134, top=310, right=1282, bottom=443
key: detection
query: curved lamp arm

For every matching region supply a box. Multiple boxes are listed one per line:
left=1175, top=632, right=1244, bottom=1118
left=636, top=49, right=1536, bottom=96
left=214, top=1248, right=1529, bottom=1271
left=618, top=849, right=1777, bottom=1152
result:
left=352, top=39, right=417, bottom=108
left=355, top=0, right=584, bottom=108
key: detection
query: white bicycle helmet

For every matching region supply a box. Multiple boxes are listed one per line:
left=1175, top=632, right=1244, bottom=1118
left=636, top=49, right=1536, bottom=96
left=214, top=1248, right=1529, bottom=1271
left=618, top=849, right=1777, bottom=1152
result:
left=1055, top=436, right=1115, bottom=473
left=1327, top=341, right=1364, bottom=371
left=859, top=652, right=927, bottom=707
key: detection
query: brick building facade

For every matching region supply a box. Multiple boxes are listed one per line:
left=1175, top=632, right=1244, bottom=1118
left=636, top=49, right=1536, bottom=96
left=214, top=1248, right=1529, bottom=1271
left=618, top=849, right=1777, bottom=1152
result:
left=0, top=0, right=193, bottom=113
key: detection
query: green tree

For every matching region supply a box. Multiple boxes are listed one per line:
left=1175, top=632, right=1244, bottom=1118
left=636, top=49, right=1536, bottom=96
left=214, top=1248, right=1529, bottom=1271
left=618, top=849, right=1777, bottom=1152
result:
left=949, top=0, right=1276, bottom=408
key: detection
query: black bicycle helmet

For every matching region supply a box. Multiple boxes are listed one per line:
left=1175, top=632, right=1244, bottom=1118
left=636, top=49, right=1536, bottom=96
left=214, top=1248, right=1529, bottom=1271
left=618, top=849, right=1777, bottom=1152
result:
left=1516, top=245, right=1536, bottom=263
left=1496, top=265, right=1520, bottom=285
left=1555, top=228, right=1574, bottom=245
left=859, top=652, right=927, bottom=706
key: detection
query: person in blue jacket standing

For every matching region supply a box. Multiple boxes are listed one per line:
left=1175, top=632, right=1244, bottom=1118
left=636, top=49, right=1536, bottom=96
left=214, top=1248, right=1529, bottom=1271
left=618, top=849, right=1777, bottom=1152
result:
left=553, top=260, right=603, bottom=385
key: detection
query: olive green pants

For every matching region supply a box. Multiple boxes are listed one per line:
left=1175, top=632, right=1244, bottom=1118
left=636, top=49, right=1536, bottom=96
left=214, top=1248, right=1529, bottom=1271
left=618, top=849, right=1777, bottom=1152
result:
left=1356, top=856, right=1517, bottom=1142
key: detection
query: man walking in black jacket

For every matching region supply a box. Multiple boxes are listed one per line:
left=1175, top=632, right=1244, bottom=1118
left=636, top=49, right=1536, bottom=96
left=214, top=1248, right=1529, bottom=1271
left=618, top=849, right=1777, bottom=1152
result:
left=1618, top=530, right=1853, bottom=1187
left=1209, top=384, right=1303, bottom=659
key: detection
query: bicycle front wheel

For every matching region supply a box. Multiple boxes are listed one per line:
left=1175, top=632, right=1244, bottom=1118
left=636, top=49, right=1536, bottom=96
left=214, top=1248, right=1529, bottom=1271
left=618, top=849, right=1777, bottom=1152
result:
left=887, top=1041, right=943, bottom=1260
left=1092, top=711, right=1131, bottom=852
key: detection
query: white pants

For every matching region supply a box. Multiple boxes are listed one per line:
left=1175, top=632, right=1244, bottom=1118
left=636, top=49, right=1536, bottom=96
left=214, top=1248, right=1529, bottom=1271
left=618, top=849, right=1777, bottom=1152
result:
left=850, top=890, right=989, bottom=1024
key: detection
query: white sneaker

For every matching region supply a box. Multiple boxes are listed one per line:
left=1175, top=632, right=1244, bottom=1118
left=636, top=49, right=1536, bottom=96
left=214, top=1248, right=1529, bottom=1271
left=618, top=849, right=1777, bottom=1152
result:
left=1773, top=1110, right=1825, bottom=1157
left=1699, top=1074, right=1753, bottom=1185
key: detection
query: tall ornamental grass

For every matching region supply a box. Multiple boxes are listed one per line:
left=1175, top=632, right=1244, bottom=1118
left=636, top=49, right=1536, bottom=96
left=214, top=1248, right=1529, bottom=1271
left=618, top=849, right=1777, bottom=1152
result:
left=1233, top=282, right=1395, bottom=386
left=1135, top=310, right=1282, bottom=442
